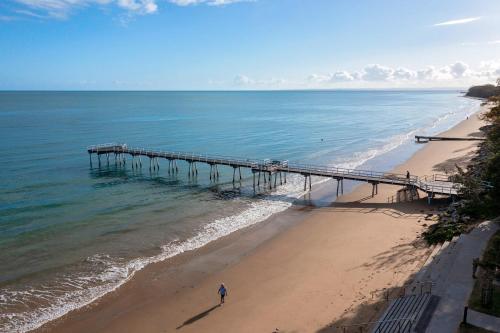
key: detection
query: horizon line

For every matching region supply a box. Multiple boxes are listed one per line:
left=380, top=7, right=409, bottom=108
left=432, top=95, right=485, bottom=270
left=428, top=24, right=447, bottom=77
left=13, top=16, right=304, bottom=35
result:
left=0, top=87, right=469, bottom=93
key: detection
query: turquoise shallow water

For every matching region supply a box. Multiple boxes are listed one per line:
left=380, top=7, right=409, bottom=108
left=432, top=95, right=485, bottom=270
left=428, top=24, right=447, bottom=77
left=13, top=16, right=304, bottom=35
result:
left=0, top=90, right=479, bottom=331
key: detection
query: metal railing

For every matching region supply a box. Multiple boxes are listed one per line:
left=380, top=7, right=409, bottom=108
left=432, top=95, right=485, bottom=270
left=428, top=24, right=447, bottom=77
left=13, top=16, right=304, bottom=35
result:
left=370, top=281, right=434, bottom=301
left=422, top=173, right=453, bottom=182
left=87, top=143, right=462, bottom=195
left=283, top=162, right=417, bottom=184
left=87, top=142, right=126, bottom=151
left=414, top=178, right=460, bottom=195
left=337, top=317, right=415, bottom=333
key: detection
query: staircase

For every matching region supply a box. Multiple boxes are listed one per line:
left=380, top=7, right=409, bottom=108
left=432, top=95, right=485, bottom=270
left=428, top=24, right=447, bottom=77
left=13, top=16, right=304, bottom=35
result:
left=387, top=187, right=420, bottom=203
left=371, top=293, right=431, bottom=332
left=369, top=236, right=462, bottom=332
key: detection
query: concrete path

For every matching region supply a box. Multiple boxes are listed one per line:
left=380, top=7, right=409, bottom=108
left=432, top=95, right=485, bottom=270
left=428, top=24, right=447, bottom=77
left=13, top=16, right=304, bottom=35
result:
left=468, top=309, right=500, bottom=332
left=425, top=221, right=499, bottom=333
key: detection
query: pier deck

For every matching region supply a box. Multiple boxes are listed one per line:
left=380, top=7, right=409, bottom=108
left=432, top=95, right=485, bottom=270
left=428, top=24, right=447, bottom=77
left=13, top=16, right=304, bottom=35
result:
left=415, top=135, right=485, bottom=143
left=87, top=143, right=461, bottom=198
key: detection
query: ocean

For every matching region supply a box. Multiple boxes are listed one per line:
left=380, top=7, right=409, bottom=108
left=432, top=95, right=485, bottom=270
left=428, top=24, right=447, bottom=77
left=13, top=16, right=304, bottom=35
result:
left=0, top=90, right=479, bottom=332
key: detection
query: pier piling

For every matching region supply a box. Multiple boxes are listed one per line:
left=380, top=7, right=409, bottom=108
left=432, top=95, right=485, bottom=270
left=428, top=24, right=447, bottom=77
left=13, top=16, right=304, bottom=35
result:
left=87, top=144, right=460, bottom=200
left=336, top=179, right=344, bottom=196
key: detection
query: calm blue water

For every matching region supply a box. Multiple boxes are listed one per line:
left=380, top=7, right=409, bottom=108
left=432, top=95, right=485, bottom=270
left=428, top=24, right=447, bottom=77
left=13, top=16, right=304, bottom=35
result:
left=0, top=91, right=479, bottom=332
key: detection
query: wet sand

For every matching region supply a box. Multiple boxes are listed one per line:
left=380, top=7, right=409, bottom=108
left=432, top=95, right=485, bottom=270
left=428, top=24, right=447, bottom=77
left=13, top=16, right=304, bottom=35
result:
left=37, top=106, right=487, bottom=333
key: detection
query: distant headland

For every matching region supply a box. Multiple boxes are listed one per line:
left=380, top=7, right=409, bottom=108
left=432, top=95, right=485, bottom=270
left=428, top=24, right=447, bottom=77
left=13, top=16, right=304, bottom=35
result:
left=466, top=82, right=500, bottom=98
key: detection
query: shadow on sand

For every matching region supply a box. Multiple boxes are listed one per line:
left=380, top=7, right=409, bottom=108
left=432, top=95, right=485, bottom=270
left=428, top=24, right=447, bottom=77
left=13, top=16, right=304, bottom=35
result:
left=432, top=150, right=476, bottom=173
left=315, top=294, right=400, bottom=333
left=318, top=198, right=447, bottom=219
left=315, top=257, right=423, bottom=333
left=176, top=304, right=220, bottom=330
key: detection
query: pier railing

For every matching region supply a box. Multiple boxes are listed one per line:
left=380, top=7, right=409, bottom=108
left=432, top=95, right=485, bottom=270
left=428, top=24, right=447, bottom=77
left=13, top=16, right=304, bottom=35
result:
left=415, top=135, right=485, bottom=143
left=414, top=179, right=460, bottom=195
left=129, top=149, right=260, bottom=167
left=284, top=162, right=417, bottom=183
left=87, top=143, right=461, bottom=197
left=422, top=174, right=454, bottom=182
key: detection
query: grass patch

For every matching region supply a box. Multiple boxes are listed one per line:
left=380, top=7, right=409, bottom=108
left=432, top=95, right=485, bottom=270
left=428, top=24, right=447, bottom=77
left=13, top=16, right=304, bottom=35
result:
left=469, top=280, right=500, bottom=317
left=480, top=230, right=500, bottom=270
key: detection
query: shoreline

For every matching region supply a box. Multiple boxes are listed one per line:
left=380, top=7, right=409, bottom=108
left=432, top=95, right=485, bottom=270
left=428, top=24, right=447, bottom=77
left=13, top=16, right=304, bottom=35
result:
left=34, top=105, right=487, bottom=333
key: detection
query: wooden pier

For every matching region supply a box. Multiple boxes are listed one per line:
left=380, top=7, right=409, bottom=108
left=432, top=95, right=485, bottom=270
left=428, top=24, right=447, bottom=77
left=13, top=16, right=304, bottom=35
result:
left=415, top=135, right=485, bottom=143
left=87, top=143, right=461, bottom=199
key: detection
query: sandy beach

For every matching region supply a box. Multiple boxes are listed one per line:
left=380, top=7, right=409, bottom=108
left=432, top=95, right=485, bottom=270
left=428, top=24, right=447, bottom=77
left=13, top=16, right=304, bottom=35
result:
left=37, top=105, right=487, bottom=333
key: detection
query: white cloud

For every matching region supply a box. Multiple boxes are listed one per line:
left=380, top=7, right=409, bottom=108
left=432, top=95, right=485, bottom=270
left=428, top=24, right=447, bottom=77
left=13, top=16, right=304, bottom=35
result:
left=305, top=60, right=500, bottom=88
left=461, top=42, right=478, bottom=46
left=480, top=60, right=500, bottom=72
left=228, top=61, right=500, bottom=89
left=168, top=0, right=200, bottom=5
left=393, top=67, right=416, bottom=80
left=169, top=0, right=248, bottom=6
left=461, top=40, right=500, bottom=46
left=433, top=17, right=481, bottom=27
left=207, top=0, right=248, bottom=5
left=12, top=0, right=246, bottom=19
left=478, top=60, right=500, bottom=79
left=308, top=71, right=357, bottom=83
left=308, top=73, right=331, bottom=83
left=461, top=40, right=500, bottom=47
left=112, top=79, right=156, bottom=87
left=13, top=8, right=48, bottom=18
left=233, top=74, right=287, bottom=87
left=232, top=60, right=500, bottom=89
left=351, top=72, right=362, bottom=80
left=445, top=61, right=470, bottom=78
left=117, top=0, right=157, bottom=13
left=13, top=0, right=156, bottom=18
left=233, top=74, right=253, bottom=85
left=362, top=64, right=393, bottom=81
left=330, top=71, right=355, bottom=82
left=416, top=66, right=441, bottom=81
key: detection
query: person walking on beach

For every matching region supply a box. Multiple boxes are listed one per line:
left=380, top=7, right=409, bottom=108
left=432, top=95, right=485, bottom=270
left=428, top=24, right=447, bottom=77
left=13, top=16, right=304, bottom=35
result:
left=406, top=170, right=410, bottom=181
left=218, top=283, right=227, bottom=305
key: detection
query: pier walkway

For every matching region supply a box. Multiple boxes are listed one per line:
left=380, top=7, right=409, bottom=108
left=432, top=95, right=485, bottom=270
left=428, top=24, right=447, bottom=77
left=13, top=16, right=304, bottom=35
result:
left=415, top=135, right=485, bottom=143
left=87, top=143, right=461, bottom=198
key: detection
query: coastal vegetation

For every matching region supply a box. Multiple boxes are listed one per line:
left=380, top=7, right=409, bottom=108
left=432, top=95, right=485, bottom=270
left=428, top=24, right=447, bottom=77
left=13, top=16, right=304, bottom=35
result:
left=468, top=230, right=500, bottom=317
left=466, top=80, right=500, bottom=99
left=458, top=85, right=500, bottom=218
left=424, top=80, right=500, bottom=244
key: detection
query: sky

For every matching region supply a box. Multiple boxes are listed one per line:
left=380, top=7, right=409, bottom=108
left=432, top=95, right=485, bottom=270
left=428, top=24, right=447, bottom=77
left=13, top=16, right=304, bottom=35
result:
left=1, top=0, right=500, bottom=90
